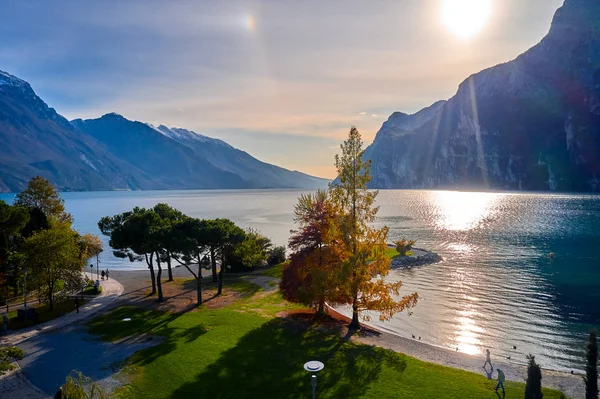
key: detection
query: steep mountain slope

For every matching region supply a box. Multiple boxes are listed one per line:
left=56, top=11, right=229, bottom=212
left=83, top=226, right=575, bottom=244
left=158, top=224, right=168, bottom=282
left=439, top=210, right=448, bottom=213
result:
left=0, top=70, right=154, bottom=192
left=71, top=114, right=251, bottom=189
left=0, top=70, right=328, bottom=192
left=147, top=124, right=328, bottom=189
left=366, top=0, right=600, bottom=192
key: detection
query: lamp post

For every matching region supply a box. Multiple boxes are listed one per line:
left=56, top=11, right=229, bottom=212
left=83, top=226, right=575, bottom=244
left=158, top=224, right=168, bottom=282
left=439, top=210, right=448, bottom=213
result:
left=303, top=361, right=324, bottom=399
left=96, top=254, right=100, bottom=280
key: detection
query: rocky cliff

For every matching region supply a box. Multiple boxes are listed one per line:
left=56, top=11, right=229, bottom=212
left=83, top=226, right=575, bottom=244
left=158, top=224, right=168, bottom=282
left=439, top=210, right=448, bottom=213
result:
left=366, top=0, right=600, bottom=192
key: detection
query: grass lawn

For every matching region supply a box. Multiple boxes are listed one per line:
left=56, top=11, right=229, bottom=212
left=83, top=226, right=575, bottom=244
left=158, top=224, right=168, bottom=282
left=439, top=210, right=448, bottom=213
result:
left=0, top=297, right=85, bottom=330
left=256, top=261, right=285, bottom=279
left=87, top=284, right=567, bottom=399
left=385, top=247, right=399, bottom=259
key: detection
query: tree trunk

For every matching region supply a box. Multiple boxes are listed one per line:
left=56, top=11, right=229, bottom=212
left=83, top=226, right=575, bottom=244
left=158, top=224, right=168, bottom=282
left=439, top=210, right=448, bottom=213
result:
left=217, top=252, right=225, bottom=296
left=156, top=253, right=164, bottom=302
left=210, top=248, right=218, bottom=283
left=48, top=289, right=54, bottom=311
left=317, top=298, right=325, bottom=315
left=166, top=250, right=174, bottom=282
left=349, top=295, right=360, bottom=329
left=196, top=275, right=202, bottom=306
left=146, top=253, right=156, bottom=295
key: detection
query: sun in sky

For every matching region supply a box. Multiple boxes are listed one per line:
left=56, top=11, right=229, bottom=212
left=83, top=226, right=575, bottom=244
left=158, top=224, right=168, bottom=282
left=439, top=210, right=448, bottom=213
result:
left=441, top=0, right=493, bottom=39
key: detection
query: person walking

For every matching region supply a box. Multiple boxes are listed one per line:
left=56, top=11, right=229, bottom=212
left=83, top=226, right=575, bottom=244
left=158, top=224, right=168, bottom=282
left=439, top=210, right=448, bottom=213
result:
left=106, top=269, right=110, bottom=280
left=483, top=348, right=493, bottom=371
left=101, top=270, right=105, bottom=280
left=495, top=368, right=506, bottom=394
left=74, top=297, right=80, bottom=314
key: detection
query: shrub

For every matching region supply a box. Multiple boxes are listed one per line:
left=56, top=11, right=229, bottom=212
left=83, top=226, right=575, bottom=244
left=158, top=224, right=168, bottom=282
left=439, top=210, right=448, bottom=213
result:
left=59, top=371, right=113, bottom=398
left=584, top=331, right=598, bottom=399
left=525, top=354, right=543, bottom=399
left=0, top=346, right=24, bottom=375
left=267, top=246, right=286, bottom=266
left=395, top=239, right=416, bottom=257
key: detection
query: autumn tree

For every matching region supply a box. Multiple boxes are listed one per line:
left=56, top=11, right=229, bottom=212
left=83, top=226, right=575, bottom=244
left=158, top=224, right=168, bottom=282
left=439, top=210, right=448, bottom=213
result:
left=22, top=222, right=85, bottom=310
left=281, top=190, right=345, bottom=314
left=79, top=233, right=103, bottom=264
left=584, top=331, right=598, bottom=399
left=330, top=126, right=418, bottom=329
left=14, top=176, right=72, bottom=223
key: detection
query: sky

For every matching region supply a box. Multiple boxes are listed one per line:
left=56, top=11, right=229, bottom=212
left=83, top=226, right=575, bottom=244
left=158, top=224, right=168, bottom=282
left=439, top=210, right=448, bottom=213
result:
left=0, top=0, right=564, bottom=178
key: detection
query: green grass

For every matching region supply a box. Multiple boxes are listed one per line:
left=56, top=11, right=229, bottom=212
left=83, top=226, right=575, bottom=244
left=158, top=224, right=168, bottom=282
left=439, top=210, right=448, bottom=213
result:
left=0, top=297, right=86, bottom=330
left=87, top=290, right=567, bottom=399
left=257, top=261, right=285, bottom=279
left=0, top=346, right=24, bottom=375
left=385, top=247, right=400, bottom=259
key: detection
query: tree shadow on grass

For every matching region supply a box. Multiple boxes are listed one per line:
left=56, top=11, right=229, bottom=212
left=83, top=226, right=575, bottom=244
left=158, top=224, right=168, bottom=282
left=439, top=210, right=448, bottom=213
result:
left=170, top=316, right=406, bottom=399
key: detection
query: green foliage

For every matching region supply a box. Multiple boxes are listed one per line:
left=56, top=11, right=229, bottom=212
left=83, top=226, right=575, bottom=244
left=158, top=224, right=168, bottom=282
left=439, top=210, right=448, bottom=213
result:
left=0, top=346, right=24, bottom=375
left=525, top=354, right=543, bottom=399
left=584, top=331, right=598, bottom=399
left=395, top=239, right=416, bottom=257
left=267, top=246, right=286, bottom=266
left=22, top=222, right=86, bottom=310
left=229, top=229, right=271, bottom=271
left=60, top=371, right=113, bottom=399
left=14, top=176, right=72, bottom=223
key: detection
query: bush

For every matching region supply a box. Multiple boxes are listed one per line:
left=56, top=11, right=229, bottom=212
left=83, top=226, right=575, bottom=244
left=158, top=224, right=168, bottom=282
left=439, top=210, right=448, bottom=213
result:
left=267, top=246, right=286, bottom=266
left=525, top=354, right=543, bottom=399
left=0, top=346, right=24, bottom=375
left=59, top=371, right=113, bottom=398
left=584, top=331, right=598, bottom=399
left=395, top=239, right=416, bottom=257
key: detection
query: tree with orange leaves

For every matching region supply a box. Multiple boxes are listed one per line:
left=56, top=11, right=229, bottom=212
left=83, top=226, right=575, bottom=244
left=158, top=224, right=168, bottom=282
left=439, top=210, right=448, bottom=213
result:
left=329, top=126, right=418, bottom=329
left=281, top=190, right=347, bottom=314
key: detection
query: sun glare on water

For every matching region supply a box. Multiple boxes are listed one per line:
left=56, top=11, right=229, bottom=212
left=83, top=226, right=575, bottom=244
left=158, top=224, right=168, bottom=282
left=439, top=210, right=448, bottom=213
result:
left=441, top=0, right=492, bottom=39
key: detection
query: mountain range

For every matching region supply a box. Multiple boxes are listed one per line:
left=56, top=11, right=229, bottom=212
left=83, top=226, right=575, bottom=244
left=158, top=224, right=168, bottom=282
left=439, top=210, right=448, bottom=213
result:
left=365, top=0, right=600, bottom=192
left=0, top=71, right=328, bottom=192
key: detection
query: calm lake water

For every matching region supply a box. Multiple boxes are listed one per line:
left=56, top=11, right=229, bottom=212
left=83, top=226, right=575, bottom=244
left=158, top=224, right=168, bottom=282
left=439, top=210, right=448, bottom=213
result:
left=1, top=189, right=599, bottom=371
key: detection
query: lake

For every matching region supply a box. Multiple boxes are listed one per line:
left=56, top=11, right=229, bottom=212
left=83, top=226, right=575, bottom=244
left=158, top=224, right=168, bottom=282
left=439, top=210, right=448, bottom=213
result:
left=1, top=189, right=599, bottom=371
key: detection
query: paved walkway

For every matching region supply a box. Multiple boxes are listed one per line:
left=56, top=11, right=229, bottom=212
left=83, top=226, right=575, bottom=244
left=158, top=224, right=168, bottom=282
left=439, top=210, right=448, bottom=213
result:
left=0, top=273, right=123, bottom=347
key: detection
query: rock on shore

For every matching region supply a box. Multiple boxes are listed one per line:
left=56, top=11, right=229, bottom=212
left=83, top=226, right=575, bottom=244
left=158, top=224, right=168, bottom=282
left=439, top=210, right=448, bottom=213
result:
left=390, top=247, right=443, bottom=269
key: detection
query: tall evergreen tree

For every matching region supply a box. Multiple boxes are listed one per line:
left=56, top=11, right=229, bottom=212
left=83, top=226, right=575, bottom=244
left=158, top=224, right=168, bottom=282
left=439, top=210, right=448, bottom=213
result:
left=525, top=354, right=543, bottom=399
left=329, top=127, right=418, bottom=329
left=584, top=331, right=598, bottom=399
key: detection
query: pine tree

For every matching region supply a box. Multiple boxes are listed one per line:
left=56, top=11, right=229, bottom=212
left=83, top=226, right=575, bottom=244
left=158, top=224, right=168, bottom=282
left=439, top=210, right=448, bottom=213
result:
left=525, top=354, right=543, bottom=399
left=329, top=126, right=418, bottom=329
left=584, top=331, right=598, bottom=399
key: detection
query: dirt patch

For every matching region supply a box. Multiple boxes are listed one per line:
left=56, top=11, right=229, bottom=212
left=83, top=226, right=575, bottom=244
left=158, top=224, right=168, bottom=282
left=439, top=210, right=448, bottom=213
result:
left=116, top=277, right=258, bottom=314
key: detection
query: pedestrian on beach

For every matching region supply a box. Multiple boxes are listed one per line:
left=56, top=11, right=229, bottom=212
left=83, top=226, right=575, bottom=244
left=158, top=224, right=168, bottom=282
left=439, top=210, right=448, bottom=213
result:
left=495, top=368, right=506, bottom=394
left=483, top=348, right=493, bottom=371
left=101, top=270, right=105, bottom=280
left=106, top=269, right=109, bottom=280
left=74, top=297, right=80, bottom=314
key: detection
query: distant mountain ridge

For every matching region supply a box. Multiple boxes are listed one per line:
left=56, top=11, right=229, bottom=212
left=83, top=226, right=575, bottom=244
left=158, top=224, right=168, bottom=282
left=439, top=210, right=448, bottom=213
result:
left=0, top=71, right=328, bottom=192
left=365, top=0, right=600, bottom=192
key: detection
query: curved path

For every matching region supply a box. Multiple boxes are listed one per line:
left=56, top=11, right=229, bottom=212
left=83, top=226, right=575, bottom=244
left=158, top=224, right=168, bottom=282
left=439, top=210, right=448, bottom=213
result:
left=0, top=274, right=124, bottom=399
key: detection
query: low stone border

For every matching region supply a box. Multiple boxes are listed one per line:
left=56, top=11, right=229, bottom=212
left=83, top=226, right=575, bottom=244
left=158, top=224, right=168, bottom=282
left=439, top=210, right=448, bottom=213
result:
left=390, top=247, right=443, bottom=268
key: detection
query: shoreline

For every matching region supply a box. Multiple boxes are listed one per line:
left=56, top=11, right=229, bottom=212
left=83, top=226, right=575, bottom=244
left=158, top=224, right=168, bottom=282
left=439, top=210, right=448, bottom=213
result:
left=108, top=269, right=584, bottom=398
left=325, top=304, right=584, bottom=399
